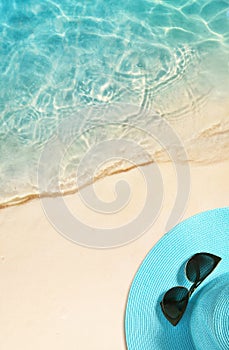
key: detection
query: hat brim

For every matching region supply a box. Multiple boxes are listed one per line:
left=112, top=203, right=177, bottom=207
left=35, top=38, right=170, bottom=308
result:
left=125, top=207, right=229, bottom=350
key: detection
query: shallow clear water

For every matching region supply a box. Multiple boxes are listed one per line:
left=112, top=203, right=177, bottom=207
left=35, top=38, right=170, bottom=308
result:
left=0, top=0, right=229, bottom=206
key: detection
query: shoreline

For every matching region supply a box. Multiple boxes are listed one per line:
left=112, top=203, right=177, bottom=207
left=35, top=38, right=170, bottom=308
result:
left=0, top=160, right=150, bottom=210
left=1, top=95, right=229, bottom=211
left=1, top=154, right=228, bottom=211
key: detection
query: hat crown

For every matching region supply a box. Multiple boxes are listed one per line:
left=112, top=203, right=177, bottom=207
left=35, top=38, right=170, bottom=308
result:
left=190, top=274, right=229, bottom=350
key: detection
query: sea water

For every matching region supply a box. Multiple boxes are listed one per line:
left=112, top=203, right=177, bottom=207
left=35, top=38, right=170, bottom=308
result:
left=0, top=0, right=229, bottom=207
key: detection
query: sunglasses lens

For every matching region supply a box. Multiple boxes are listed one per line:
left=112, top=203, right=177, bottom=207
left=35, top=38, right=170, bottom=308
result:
left=161, top=287, right=189, bottom=326
left=186, top=253, right=221, bottom=283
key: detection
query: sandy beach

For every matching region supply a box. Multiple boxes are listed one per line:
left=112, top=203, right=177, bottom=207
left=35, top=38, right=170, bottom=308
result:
left=1, top=1, right=229, bottom=349
left=0, top=160, right=228, bottom=350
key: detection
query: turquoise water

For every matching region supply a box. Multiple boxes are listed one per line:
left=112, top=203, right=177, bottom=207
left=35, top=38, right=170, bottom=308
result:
left=0, top=0, right=229, bottom=206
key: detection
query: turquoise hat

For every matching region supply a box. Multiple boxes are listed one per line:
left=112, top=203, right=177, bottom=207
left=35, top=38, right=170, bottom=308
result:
left=125, top=208, right=229, bottom=350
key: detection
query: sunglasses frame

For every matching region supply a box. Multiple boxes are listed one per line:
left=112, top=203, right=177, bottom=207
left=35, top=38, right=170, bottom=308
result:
left=160, top=252, right=222, bottom=326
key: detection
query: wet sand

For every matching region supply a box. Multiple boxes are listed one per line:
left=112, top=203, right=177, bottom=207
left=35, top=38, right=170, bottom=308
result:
left=0, top=161, right=228, bottom=349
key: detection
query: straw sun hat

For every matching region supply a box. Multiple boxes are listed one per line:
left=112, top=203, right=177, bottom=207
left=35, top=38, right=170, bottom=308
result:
left=125, top=207, right=229, bottom=349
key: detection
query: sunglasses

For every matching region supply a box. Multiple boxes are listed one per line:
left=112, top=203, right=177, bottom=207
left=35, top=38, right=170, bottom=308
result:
left=160, top=252, right=221, bottom=326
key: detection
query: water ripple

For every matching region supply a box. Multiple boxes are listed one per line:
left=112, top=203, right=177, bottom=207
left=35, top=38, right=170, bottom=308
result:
left=0, top=0, right=229, bottom=206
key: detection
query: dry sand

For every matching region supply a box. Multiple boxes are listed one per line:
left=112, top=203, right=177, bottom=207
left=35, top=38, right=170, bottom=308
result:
left=0, top=161, right=228, bottom=349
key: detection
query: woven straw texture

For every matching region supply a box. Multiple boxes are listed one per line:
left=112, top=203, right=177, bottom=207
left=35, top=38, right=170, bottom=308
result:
left=190, top=273, right=229, bottom=350
left=125, top=208, right=229, bottom=350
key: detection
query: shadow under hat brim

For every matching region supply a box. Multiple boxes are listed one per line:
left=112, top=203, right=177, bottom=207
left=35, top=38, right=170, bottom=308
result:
left=125, top=207, right=229, bottom=350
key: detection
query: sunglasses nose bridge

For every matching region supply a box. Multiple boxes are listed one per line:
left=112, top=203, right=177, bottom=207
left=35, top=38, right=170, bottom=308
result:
left=188, top=282, right=198, bottom=297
